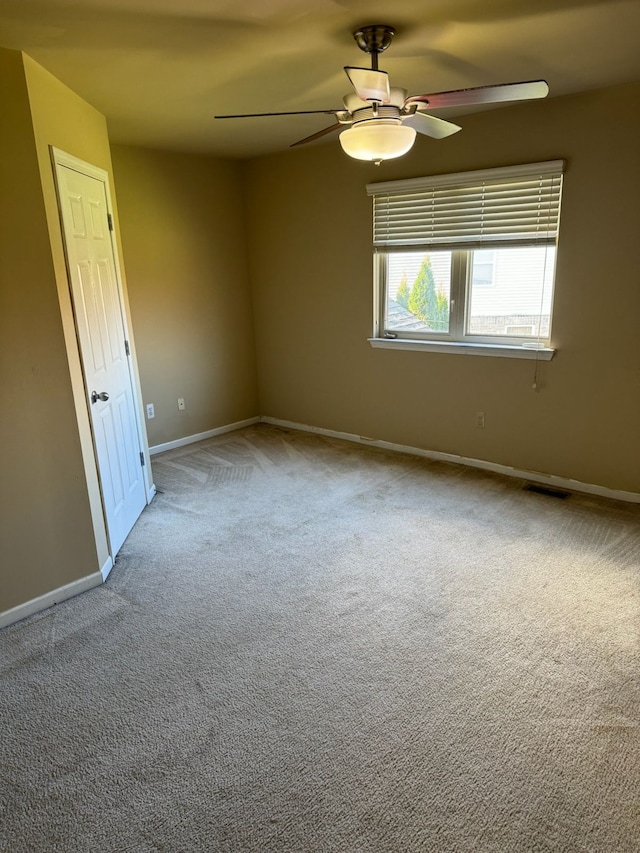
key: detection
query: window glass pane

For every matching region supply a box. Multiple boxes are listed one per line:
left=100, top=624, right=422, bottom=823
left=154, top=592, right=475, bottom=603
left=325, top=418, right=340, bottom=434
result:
left=471, top=249, right=495, bottom=287
left=467, top=246, right=556, bottom=338
left=386, top=251, right=452, bottom=334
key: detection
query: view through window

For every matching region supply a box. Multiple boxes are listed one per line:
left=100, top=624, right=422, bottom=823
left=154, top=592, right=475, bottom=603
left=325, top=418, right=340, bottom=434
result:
left=385, top=246, right=556, bottom=341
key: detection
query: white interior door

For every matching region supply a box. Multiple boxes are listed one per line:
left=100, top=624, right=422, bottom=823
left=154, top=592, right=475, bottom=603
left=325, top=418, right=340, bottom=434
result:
left=55, top=158, right=147, bottom=557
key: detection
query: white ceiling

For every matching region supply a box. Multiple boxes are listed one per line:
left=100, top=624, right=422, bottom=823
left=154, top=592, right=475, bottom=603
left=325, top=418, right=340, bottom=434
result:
left=1, top=0, right=639, bottom=158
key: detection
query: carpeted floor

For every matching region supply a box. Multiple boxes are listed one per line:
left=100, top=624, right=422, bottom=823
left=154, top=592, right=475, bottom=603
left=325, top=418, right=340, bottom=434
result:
left=1, top=424, right=640, bottom=852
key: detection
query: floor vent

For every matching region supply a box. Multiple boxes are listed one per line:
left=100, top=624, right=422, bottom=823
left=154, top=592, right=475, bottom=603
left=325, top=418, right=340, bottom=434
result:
left=523, top=482, right=571, bottom=499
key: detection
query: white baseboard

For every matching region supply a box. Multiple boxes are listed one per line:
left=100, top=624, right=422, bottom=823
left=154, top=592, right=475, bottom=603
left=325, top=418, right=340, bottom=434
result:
left=0, top=570, right=104, bottom=630
left=261, top=416, right=640, bottom=504
left=149, top=417, right=261, bottom=456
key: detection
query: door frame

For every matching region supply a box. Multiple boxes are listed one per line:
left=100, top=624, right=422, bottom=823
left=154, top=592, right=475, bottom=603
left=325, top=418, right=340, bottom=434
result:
left=51, top=147, right=155, bottom=579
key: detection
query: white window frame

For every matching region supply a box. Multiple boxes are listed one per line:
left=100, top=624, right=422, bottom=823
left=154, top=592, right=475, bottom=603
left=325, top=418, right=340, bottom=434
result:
left=367, top=161, right=564, bottom=360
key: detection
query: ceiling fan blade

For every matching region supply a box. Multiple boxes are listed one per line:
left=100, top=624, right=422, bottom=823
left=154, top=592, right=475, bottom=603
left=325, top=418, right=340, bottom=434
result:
left=290, top=123, right=344, bottom=148
left=214, top=109, right=341, bottom=119
left=405, top=80, right=549, bottom=110
left=402, top=111, right=462, bottom=140
left=344, top=67, right=391, bottom=103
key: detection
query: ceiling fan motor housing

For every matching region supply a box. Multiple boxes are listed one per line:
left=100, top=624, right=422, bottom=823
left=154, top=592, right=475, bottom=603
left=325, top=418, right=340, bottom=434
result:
left=350, top=105, right=402, bottom=124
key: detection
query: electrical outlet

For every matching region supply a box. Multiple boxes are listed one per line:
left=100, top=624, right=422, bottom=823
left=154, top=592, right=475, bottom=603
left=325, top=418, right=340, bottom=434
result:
left=146, top=403, right=155, bottom=419
left=177, top=398, right=186, bottom=411
left=476, top=411, right=485, bottom=428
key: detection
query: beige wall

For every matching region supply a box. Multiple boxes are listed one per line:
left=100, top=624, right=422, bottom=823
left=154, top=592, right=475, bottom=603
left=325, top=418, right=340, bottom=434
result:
left=245, top=83, right=640, bottom=493
left=110, top=145, right=258, bottom=447
left=0, top=50, right=99, bottom=612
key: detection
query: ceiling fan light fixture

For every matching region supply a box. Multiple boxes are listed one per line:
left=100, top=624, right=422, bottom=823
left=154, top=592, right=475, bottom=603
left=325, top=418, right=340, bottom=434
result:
left=339, top=120, right=416, bottom=163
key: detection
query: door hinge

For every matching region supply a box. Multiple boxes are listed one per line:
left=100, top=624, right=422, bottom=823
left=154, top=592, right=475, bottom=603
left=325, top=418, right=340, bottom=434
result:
left=140, top=452, right=145, bottom=467
left=107, top=212, right=114, bottom=231
left=124, top=340, right=130, bottom=356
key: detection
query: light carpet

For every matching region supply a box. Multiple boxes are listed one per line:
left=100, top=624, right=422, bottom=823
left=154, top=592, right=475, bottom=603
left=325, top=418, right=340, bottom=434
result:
left=1, top=424, right=640, bottom=852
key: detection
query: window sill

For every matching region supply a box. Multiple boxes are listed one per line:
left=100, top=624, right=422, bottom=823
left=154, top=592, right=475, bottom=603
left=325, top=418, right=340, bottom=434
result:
left=368, top=338, right=555, bottom=360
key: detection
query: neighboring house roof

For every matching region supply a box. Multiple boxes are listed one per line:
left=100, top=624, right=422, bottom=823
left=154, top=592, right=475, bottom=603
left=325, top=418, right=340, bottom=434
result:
left=387, top=299, right=430, bottom=332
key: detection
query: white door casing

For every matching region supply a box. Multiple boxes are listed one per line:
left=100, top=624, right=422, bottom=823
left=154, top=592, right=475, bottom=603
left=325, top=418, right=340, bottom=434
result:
left=53, top=151, right=147, bottom=558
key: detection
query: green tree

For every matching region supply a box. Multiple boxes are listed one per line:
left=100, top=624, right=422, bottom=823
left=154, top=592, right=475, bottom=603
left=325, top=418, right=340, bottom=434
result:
left=434, top=289, right=449, bottom=331
left=408, top=255, right=449, bottom=330
left=408, top=256, right=437, bottom=323
left=396, top=272, right=409, bottom=309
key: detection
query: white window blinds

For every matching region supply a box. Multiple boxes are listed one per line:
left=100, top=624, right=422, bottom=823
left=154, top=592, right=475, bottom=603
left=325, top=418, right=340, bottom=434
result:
left=366, top=160, right=564, bottom=250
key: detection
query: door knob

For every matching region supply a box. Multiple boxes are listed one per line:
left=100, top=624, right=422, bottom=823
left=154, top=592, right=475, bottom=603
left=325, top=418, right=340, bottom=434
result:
left=91, top=391, right=110, bottom=404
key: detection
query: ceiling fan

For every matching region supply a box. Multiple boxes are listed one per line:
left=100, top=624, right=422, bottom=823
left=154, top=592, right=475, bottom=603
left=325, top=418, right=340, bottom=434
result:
left=215, top=25, right=549, bottom=164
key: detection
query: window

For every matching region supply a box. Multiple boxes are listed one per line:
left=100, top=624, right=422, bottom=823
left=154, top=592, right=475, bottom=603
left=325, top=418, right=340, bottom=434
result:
left=367, top=161, right=564, bottom=355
